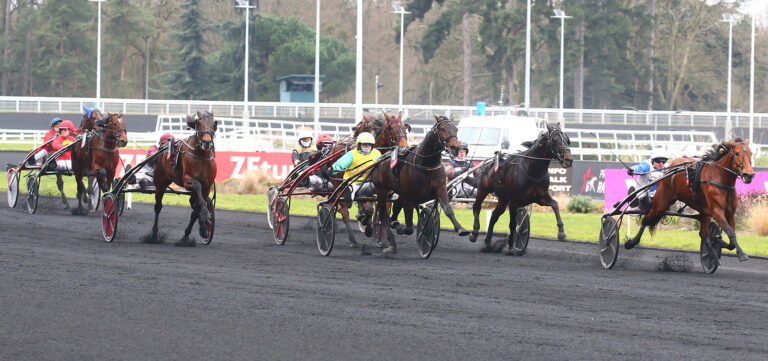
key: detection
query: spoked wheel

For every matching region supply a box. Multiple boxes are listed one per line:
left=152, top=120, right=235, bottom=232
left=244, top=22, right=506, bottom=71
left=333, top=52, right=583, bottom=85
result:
left=201, top=197, right=215, bottom=245
left=599, top=215, right=620, bottom=269
left=700, top=221, right=723, bottom=274
left=316, top=203, right=336, bottom=256
left=26, top=175, right=39, bottom=214
left=89, top=177, right=101, bottom=211
left=7, top=167, right=19, bottom=208
left=416, top=204, right=441, bottom=259
left=509, top=207, right=531, bottom=256
left=101, top=193, right=119, bottom=242
left=272, top=197, right=290, bottom=245
left=267, top=186, right=278, bottom=229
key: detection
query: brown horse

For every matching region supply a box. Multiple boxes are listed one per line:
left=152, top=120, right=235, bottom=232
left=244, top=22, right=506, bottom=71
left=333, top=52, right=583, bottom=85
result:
left=469, top=123, right=573, bottom=253
left=625, top=138, right=755, bottom=262
left=330, top=112, right=409, bottom=249
left=70, top=112, right=127, bottom=215
left=369, top=114, right=469, bottom=257
left=147, top=111, right=217, bottom=247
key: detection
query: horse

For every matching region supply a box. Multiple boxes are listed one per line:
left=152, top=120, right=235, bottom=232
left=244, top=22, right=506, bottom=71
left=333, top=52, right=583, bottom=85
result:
left=468, top=122, right=573, bottom=253
left=329, top=111, right=410, bottom=249
left=70, top=112, right=127, bottom=215
left=624, top=138, right=755, bottom=262
left=147, top=111, right=217, bottom=247
left=369, top=114, right=469, bottom=257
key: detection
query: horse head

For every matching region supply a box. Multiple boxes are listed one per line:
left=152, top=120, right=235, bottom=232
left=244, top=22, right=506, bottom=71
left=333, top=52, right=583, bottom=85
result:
left=724, top=138, right=754, bottom=184
left=382, top=111, right=409, bottom=148
left=545, top=122, right=573, bottom=168
left=100, top=112, right=127, bottom=147
left=187, top=111, right=217, bottom=151
left=81, top=108, right=103, bottom=131
left=433, top=114, right=461, bottom=157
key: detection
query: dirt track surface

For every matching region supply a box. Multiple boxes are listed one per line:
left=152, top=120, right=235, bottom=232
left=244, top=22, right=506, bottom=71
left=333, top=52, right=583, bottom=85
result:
left=2, top=193, right=768, bottom=361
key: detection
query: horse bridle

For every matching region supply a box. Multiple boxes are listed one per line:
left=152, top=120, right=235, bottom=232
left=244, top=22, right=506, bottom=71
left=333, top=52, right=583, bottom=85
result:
left=384, top=117, right=408, bottom=148
left=434, top=117, right=459, bottom=153
left=193, top=114, right=216, bottom=151
left=547, top=127, right=570, bottom=164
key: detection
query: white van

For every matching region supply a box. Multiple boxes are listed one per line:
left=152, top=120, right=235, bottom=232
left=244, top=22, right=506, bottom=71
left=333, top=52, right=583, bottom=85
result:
left=456, top=115, right=543, bottom=160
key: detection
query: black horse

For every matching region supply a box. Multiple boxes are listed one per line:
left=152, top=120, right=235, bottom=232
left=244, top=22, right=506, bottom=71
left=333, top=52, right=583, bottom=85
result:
left=469, top=123, right=574, bottom=253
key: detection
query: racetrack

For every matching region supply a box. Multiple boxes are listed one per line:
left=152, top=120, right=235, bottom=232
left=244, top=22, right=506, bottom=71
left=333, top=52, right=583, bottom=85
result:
left=1, top=193, right=768, bottom=360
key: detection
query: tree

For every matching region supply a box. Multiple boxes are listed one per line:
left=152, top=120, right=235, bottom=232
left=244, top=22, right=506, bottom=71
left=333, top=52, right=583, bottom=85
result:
left=103, top=0, right=158, bottom=98
left=158, top=0, right=208, bottom=100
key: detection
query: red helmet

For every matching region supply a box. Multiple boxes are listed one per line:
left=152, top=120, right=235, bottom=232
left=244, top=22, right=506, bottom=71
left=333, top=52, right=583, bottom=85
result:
left=59, top=120, right=75, bottom=132
left=160, top=134, right=175, bottom=144
left=316, top=133, right=334, bottom=145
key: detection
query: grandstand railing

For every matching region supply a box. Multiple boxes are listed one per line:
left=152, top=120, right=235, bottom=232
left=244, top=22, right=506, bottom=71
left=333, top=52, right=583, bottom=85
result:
left=1, top=95, right=767, bottom=128
left=565, top=129, right=720, bottom=162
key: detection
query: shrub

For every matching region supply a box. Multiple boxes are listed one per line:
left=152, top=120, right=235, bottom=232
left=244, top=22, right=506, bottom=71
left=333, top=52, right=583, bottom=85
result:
left=750, top=202, right=768, bottom=236
left=567, top=196, right=593, bottom=214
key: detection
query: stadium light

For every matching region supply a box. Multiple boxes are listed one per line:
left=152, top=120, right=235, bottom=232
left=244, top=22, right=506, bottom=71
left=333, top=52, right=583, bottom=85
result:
left=235, top=0, right=257, bottom=119
left=314, top=0, right=321, bottom=133
left=393, top=2, right=411, bottom=114
left=552, top=9, right=571, bottom=126
left=524, top=0, right=531, bottom=112
left=721, top=13, right=735, bottom=140
left=89, top=0, right=108, bottom=108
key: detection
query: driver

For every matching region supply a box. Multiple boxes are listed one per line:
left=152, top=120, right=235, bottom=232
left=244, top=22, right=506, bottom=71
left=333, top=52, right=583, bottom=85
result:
left=627, top=149, right=668, bottom=211
left=43, top=120, right=76, bottom=172
left=444, top=141, right=478, bottom=199
left=131, top=133, right=175, bottom=189
left=31, top=117, right=64, bottom=166
left=306, top=133, right=336, bottom=192
left=291, top=130, right=317, bottom=165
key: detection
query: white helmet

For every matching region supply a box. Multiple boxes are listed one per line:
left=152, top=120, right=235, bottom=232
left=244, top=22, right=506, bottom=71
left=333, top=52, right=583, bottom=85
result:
left=650, top=149, right=668, bottom=162
left=298, top=130, right=313, bottom=148
left=356, top=132, right=375, bottom=145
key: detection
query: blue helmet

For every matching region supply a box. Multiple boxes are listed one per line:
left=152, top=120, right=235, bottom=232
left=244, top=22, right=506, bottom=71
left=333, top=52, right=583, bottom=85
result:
left=50, top=117, right=63, bottom=127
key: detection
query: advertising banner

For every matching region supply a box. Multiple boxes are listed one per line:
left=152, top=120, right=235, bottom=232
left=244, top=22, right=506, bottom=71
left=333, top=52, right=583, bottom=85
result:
left=603, top=168, right=768, bottom=212
left=118, top=149, right=294, bottom=182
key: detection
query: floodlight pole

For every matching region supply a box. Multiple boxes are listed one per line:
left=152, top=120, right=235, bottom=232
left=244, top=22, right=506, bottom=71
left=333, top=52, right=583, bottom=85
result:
left=749, top=15, right=755, bottom=145
left=354, top=0, right=363, bottom=123
left=552, top=10, right=571, bottom=127
left=722, top=14, right=735, bottom=140
left=393, top=4, right=410, bottom=114
left=524, top=0, right=531, bottom=112
left=235, top=0, right=256, bottom=119
left=314, top=0, right=321, bottom=133
left=90, top=0, right=107, bottom=108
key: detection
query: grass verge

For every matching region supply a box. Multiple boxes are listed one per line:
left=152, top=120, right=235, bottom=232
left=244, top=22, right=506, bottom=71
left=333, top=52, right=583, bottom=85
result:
left=2, top=170, right=766, bottom=256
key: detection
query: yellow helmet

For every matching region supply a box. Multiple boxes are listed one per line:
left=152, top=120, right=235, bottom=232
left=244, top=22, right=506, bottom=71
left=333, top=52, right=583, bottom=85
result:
left=356, top=132, right=375, bottom=145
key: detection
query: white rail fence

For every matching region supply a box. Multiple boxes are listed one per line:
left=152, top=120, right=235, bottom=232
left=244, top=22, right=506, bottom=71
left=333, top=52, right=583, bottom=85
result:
left=1, top=95, right=767, bottom=128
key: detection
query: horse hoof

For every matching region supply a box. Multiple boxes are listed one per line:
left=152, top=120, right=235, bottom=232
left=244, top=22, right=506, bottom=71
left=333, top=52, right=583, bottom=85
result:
left=480, top=244, right=495, bottom=253
left=557, top=231, right=567, bottom=242
left=382, top=247, right=396, bottom=258
left=739, top=254, right=750, bottom=262
left=490, top=239, right=506, bottom=253
left=468, top=233, right=478, bottom=243
left=390, top=221, right=400, bottom=228
left=142, top=233, right=166, bottom=244
left=396, top=226, right=406, bottom=235
left=457, top=228, right=471, bottom=237
left=624, top=238, right=639, bottom=250
left=364, top=224, right=373, bottom=238
left=507, top=248, right=524, bottom=256
left=349, top=240, right=360, bottom=249
left=375, top=241, right=385, bottom=248
left=61, top=199, right=70, bottom=209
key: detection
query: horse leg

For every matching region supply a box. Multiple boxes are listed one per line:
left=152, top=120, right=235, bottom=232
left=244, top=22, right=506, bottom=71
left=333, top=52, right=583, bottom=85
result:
left=390, top=200, right=402, bottom=228
left=56, top=174, right=68, bottom=209
left=145, top=180, right=170, bottom=243
left=481, top=198, right=509, bottom=252
left=397, top=202, right=414, bottom=235
left=505, top=202, right=518, bottom=252
left=378, top=197, right=398, bottom=258
left=711, top=208, right=748, bottom=261
left=72, top=174, right=88, bottom=215
left=183, top=178, right=208, bottom=241
left=176, top=194, right=199, bottom=247
left=338, top=203, right=360, bottom=248
left=469, top=189, right=490, bottom=242
left=540, top=194, right=567, bottom=241
left=437, top=188, right=469, bottom=236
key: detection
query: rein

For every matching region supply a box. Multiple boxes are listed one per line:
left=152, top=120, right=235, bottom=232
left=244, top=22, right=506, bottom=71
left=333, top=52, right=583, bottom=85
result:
left=178, top=137, right=215, bottom=161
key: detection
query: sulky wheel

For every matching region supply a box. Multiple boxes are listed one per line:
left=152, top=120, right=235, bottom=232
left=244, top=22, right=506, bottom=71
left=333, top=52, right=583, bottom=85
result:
left=201, top=197, right=215, bottom=245
left=416, top=204, right=441, bottom=259
left=599, top=215, right=620, bottom=269
left=89, top=177, right=101, bottom=211
left=509, top=207, right=531, bottom=256
left=272, top=196, right=290, bottom=245
left=267, top=186, right=278, bottom=229
left=26, top=175, right=39, bottom=214
left=700, top=221, right=723, bottom=274
left=101, top=193, right=119, bottom=242
left=7, top=167, right=19, bottom=208
left=112, top=178, right=126, bottom=216
left=316, top=203, right=336, bottom=256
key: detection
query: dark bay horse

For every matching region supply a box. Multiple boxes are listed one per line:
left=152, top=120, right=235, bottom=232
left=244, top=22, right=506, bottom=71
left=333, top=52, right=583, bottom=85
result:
left=625, top=138, right=755, bottom=262
left=369, top=114, right=469, bottom=257
left=147, top=111, right=217, bottom=247
left=330, top=112, right=409, bottom=249
left=70, top=112, right=127, bottom=215
left=469, top=123, right=573, bottom=253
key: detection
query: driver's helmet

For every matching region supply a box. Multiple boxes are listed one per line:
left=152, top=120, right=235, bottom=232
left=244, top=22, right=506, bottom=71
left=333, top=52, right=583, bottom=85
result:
left=59, top=120, right=75, bottom=133
left=50, top=117, right=63, bottom=128
left=316, top=133, right=334, bottom=150
left=650, top=149, right=668, bottom=163
left=160, top=134, right=175, bottom=144
left=356, top=132, right=375, bottom=155
left=298, top=130, right=313, bottom=148
left=459, top=141, right=469, bottom=154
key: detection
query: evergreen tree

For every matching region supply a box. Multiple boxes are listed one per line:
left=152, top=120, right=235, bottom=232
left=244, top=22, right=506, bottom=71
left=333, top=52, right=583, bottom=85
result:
left=159, top=0, right=208, bottom=100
